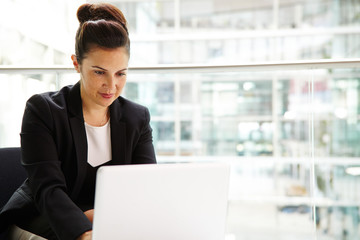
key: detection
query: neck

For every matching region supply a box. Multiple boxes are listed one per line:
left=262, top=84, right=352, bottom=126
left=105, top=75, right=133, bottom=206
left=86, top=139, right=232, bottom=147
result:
left=83, top=106, right=109, bottom=127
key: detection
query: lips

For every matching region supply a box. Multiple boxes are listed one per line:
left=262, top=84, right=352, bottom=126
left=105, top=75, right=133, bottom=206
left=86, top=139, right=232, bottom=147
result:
left=100, top=93, right=114, bottom=99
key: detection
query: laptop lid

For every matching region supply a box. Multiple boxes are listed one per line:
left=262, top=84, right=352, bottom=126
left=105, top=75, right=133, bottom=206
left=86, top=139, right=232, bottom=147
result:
left=92, top=163, right=230, bottom=240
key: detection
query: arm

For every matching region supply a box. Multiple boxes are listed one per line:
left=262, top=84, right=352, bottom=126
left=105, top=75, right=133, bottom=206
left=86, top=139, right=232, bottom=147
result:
left=76, top=210, right=94, bottom=240
left=132, top=107, right=157, bottom=164
left=21, top=94, right=92, bottom=240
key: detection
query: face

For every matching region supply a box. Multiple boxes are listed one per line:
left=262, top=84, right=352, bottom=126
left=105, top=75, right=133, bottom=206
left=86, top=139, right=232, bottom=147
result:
left=71, top=46, right=129, bottom=110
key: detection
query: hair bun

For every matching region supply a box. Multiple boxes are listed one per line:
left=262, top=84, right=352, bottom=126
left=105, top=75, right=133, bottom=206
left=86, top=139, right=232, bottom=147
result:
left=76, top=3, right=128, bottom=33
left=76, top=3, right=93, bottom=24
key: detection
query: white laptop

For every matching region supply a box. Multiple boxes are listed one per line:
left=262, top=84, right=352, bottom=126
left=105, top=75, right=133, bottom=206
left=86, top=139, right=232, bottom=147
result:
left=92, top=162, right=230, bottom=240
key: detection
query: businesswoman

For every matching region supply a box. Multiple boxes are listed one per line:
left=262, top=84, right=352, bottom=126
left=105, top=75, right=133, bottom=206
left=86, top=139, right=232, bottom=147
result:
left=0, top=3, right=156, bottom=240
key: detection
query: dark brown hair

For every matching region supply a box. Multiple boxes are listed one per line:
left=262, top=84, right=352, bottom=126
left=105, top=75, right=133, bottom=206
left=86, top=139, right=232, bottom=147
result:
left=75, top=3, right=130, bottom=63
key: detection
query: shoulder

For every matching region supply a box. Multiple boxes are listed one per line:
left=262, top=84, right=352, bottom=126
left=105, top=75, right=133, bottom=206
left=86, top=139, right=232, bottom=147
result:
left=23, top=85, right=75, bottom=125
left=118, top=96, right=148, bottom=112
left=25, top=85, right=74, bottom=113
left=112, top=97, right=151, bottom=123
left=27, top=85, right=72, bottom=107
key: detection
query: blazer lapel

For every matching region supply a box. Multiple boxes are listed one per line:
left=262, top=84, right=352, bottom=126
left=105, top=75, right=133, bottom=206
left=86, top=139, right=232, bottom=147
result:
left=66, top=83, right=128, bottom=198
left=109, top=99, right=128, bottom=165
left=67, top=82, right=88, bottom=199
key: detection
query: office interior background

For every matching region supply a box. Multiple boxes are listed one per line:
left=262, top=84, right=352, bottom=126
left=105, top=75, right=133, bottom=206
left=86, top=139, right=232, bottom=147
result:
left=1, top=0, right=360, bottom=239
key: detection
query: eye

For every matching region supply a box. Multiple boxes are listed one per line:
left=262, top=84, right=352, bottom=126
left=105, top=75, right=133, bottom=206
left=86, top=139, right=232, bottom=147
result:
left=117, top=72, right=126, bottom=77
left=95, top=70, right=105, bottom=75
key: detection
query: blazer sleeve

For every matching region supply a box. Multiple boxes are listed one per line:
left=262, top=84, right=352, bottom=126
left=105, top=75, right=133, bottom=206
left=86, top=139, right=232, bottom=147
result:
left=20, top=94, right=92, bottom=240
left=132, top=107, right=156, bottom=164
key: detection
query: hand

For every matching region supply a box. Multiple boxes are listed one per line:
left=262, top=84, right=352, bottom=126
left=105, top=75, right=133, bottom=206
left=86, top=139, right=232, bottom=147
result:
left=77, top=230, right=92, bottom=240
left=84, top=209, right=94, bottom=223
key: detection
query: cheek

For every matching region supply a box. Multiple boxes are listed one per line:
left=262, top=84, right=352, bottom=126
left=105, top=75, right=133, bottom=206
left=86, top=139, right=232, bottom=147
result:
left=85, top=74, right=100, bottom=87
left=82, top=75, right=101, bottom=93
left=81, top=72, right=92, bottom=86
left=117, top=78, right=127, bottom=88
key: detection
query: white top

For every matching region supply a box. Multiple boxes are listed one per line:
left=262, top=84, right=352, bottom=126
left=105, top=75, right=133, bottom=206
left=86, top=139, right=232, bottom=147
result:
left=85, top=120, right=112, bottom=167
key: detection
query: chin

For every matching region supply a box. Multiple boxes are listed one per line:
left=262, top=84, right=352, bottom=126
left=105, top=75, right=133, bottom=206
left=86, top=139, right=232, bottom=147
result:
left=98, top=99, right=114, bottom=108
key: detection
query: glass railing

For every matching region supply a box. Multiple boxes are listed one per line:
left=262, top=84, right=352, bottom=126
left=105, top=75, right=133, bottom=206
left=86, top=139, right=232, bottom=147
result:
left=1, top=59, right=360, bottom=240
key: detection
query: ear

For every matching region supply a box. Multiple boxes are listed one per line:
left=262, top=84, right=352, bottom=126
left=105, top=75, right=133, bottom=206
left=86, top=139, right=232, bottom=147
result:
left=71, top=55, right=80, bottom=73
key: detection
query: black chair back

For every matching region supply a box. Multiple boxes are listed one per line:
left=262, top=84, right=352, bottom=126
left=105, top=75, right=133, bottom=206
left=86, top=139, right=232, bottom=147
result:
left=0, top=147, right=27, bottom=209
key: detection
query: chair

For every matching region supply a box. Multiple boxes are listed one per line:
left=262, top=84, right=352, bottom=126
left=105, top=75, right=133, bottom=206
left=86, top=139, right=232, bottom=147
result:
left=0, top=147, right=27, bottom=209
left=0, top=147, right=27, bottom=239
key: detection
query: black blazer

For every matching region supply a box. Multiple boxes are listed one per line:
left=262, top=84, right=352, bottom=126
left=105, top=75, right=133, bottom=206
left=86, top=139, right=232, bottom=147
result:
left=0, top=82, right=156, bottom=240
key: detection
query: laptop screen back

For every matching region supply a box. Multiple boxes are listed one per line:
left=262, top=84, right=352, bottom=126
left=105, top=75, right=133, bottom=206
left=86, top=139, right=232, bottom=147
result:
left=92, top=163, right=230, bottom=240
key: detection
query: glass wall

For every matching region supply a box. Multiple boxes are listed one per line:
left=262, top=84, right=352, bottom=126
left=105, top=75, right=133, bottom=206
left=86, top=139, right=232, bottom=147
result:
left=1, top=62, right=359, bottom=240
left=128, top=65, right=360, bottom=240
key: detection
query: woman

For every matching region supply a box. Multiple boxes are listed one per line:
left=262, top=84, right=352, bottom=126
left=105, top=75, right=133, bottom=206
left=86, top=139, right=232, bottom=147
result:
left=0, top=3, right=156, bottom=240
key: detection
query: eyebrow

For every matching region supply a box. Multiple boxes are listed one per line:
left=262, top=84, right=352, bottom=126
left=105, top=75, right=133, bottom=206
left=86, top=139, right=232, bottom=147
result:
left=92, top=66, right=128, bottom=71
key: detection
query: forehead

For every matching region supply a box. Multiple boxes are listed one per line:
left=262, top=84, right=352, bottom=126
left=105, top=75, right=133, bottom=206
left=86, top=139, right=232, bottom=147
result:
left=82, top=46, right=129, bottom=67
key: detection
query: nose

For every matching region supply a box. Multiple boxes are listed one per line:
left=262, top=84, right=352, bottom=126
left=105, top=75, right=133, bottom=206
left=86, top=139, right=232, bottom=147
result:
left=104, top=76, right=116, bottom=90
